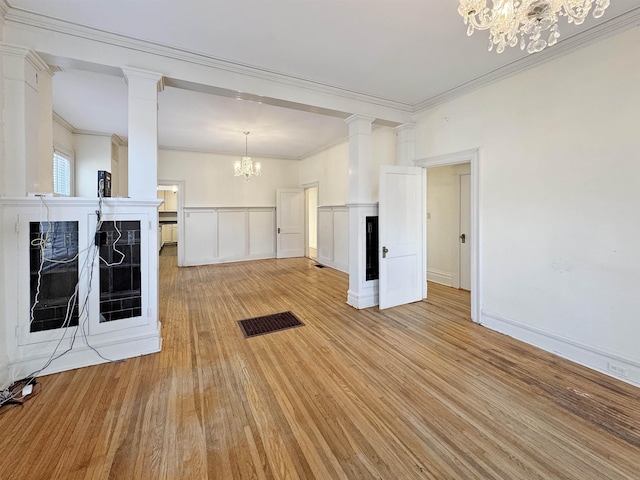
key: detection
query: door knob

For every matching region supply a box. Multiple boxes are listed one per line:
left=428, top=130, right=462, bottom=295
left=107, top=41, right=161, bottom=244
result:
left=460, top=233, right=466, bottom=243
left=382, top=246, right=389, bottom=258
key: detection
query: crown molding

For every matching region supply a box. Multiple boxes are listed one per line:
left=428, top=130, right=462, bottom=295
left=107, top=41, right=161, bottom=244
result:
left=414, top=7, right=640, bottom=113
left=52, top=111, right=75, bottom=132
left=158, top=144, right=301, bottom=161
left=4, top=6, right=413, bottom=116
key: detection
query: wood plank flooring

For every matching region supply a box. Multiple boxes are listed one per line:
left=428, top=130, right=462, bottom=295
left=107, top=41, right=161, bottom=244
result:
left=1, top=256, right=639, bottom=479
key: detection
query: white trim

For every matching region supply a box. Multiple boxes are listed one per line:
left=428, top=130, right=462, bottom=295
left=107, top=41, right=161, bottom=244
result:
left=3, top=6, right=413, bottom=116
left=8, top=330, right=161, bottom=380
left=415, top=149, right=481, bottom=323
left=481, top=311, right=640, bottom=388
left=52, top=111, right=75, bottom=132
left=158, top=179, right=185, bottom=266
left=427, top=269, right=453, bottom=287
left=303, top=182, right=320, bottom=260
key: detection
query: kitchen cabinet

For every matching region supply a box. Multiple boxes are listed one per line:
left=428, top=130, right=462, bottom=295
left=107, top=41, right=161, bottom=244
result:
left=171, top=224, right=178, bottom=243
left=157, top=190, right=177, bottom=212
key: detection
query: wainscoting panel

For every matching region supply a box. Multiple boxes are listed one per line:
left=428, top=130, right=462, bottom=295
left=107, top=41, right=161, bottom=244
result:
left=183, top=210, right=217, bottom=266
left=218, top=209, right=248, bottom=260
left=318, top=209, right=334, bottom=263
left=183, top=207, right=276, bottom=266
left=317, top=206, right=349, bottom=273
left=249, top=209, right=276, bottom=257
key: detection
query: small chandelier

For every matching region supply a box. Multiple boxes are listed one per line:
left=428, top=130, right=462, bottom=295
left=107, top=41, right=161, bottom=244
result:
left=233, top=131, right=261, bottom=180
left=458, top=0, right=610, bottom=54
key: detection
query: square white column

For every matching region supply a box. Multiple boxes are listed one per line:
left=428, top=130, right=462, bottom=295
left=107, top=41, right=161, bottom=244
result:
left=395, top=123, right=416, bottom=166
left=345, top=114, right=379, bottom=309
left=122, top=68, right=164, bottom=199
left=0, top=45, right=53, bottom=196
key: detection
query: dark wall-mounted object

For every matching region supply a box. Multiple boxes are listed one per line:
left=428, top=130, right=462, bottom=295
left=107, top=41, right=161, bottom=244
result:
left=98, top=170, right=111, bottom=197
left=365, top=216, right=379, bottom=281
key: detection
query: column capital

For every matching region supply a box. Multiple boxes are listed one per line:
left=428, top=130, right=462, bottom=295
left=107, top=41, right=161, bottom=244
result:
left=0, top=43, right=53, bottom=74
left=122, top=67, right=165, bottom=93
left=345, top=113, right=376, bottom=126
left=395, top=123, right=416, bottom=136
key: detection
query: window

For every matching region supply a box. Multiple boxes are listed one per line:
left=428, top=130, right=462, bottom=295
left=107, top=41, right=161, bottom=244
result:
left=53, top=148, right=73, bottom=196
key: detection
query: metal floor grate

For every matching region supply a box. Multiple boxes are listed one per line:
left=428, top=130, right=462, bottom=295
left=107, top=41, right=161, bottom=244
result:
left=238, top=311, right=305, bottom=338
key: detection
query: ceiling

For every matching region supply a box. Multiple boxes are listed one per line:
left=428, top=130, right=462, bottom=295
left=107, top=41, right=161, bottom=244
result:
left=8, top=0, right=639, bottom=159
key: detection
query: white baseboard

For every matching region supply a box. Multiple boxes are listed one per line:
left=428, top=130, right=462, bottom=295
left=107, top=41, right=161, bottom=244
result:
left=427, top=269, right=453, bottom=287
left=347, top=286, right=379, bottom=310
left=481, top=310, right=640, bottom=388
left=317, top=256, right=348, bottom=274
left=184, top=252, right=275, bottom=267
left=0, top=355, right=9, bottom=389
left=8, top=331, right=161, bottom=381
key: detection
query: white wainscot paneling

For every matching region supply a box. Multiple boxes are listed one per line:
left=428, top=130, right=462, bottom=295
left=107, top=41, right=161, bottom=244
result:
left=333, top=209, right=349, bottom=272
left=218, top=209, right=247, bottom=260
left=183, top=209, right=217, bottom=266
left=317, top=206, right=349, bottom=273
left=249, top=209, right=276, bottom=257
left=183, top=207, right=276, bottom=266
left=318, top=209, right=334, bottom=262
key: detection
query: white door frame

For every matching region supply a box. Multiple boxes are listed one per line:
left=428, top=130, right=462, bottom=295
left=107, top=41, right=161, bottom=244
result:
left=303, top=182, right=319, bottom=260
left=415, top=149, right=481, bottom=323
left=158, top=179, right=185, bottom=267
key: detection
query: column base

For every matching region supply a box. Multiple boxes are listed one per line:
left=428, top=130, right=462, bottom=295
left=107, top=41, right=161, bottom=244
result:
left=347, top=283, right=379, bottom=309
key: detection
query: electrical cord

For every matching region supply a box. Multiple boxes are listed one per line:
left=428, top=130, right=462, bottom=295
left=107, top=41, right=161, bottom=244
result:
left=17, top=195, right=126, bottom=390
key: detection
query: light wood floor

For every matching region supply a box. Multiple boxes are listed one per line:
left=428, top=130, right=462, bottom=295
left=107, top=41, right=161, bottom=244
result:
left=1, top=256, right=639, bottom=479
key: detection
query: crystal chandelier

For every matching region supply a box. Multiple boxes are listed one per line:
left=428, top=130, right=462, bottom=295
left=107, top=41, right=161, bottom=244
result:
left=233, top=131, right=261, bottom=180
left=458, top=0, right=610, bottom=54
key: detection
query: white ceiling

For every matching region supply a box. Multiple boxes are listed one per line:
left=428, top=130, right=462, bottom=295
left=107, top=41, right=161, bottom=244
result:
left=9, top=0, right=640, bottom=159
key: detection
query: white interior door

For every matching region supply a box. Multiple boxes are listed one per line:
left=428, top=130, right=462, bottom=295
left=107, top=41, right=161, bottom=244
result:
left=459, top=174, right=471, bottom=291
left=277, top=188, right=305, bottom=258
left=379, top=165, right=424, bottom=310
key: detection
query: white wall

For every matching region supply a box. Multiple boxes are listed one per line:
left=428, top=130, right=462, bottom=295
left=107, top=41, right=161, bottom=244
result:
left=299, top=127, right=396, bottom=206
left=158, top=149, right=299, bottom=207
left=299, top=141, right=349, bottom=207
left=427, top=163, right=470, bottom=286
left=74, top=134, right=112, bottom=197
left=414, top=27, right=640, bottom=385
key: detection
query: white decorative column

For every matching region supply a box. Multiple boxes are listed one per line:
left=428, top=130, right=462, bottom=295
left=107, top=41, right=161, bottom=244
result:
left=395, top=123, right=416, bottom=166
left=122, top=68, right=164, bottom=199
left=345, top=114, right=379, bottom=309
left=0, top=45, right=53, bottom=196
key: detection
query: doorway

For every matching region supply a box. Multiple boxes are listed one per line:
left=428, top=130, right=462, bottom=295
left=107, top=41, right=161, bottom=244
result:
left=425, top=163, right=471, bottom=292
left=416, top=149, right=480, bottom=323
left=304, top=184, right=319, bottom=260
left=157, top=179, right=184, bottom=266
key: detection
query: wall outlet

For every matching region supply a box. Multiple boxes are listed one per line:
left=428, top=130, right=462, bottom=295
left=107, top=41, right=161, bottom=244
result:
left=607, top=362, right=628, bottom=378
